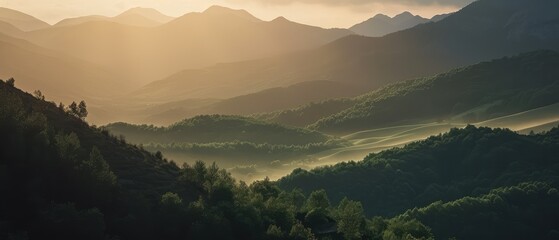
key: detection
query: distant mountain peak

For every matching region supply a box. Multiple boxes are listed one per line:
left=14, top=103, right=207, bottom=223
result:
left=116, top=7, right=174, bottom=23
left=120, top=7, right=163, bottom=16
left=202, top=5, right=261, bottom=22
left=0, top=7, right=50, bottom=31
left=394, top=11, right=425, bottom=22
left=204, top=5, right=248, bottom=16
left=350, top=11, right=428, bottom=37
left=372, top=13, right=391, bottom=21
left=272, top=16, right=290, bottom=23
left=430, top=13, right=452, bottom=22
left=395, top=11, right=414, bottom=18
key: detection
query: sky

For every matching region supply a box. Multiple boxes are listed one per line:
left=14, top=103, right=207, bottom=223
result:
left=0, top=0, right=474, bottom=28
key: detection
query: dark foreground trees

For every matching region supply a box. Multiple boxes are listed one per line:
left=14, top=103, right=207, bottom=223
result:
left=1, top=81, right=559, bottom=239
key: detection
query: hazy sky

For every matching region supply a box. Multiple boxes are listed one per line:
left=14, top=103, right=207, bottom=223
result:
left=0, top=0, right=474, bottom=28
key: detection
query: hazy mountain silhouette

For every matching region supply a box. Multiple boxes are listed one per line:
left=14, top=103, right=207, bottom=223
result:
left=54, top=15, right=108, bottom=27
left=0, top=20, right=23, bottom=36
left=54, top=7, right=174, bottom=27
left=0, top=7, right=50, bottom=31
left=206, top=80, right=362, bottom=116
left=350, top=11, right=447, bottom=37
left=118, top=7, right=174, bottom=23
left=138, top=80, right=365, bottom=125
left=0, top=32, right=125, bottom=103
left=430, top=13, right=452, bottom=22
left=23, top=5, right=353, bottom=84
left=135, top=0, right=559, bottom=105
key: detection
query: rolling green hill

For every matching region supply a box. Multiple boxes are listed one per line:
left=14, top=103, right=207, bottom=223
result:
left=0, top=78, right=182, bottom=239
left=0, top=79, right=436, bottom=240
left=105, top=115, right=335, bottom=145
left=140, top=80, right=362, bottom=126
left=393, top=181, right=559, bottom=240
left=104, top=115, right=347, bottom=181
left=278, top=125, right=559, bottom=217
left=0, top=77, right=179, bottom=195
left=4, top=79, right=559, bottom=239
left=310, top=50, right=559, bottom=133
left=261, top=50, right=559, bottom=134
left=255, top=98, right=357, bottom=128
left=0, top=79, right=348, bottom=239
left=305, top=101, right=559, bottom=167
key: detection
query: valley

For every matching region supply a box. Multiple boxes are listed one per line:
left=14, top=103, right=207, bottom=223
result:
left=2, top=0, right=559, bottom=239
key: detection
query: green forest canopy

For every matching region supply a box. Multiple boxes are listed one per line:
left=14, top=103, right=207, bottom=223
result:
left=2, top=79, right=559, bottom=239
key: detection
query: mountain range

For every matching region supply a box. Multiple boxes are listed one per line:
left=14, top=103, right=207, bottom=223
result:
left=0, top=5, right=354, bottom=124
left=139, top=80, right=364, bottom=125
left=0, top=32, right=124, bottom=102
left=4, top=0, right=558, bottom=126
left=128, top=0, right=559, bottom=125
left=0, top=7, right=50, bottom=31
left=54, top=7, right=174, bottom=28
left=350, top=11, right=449, bottom=37
left=21, top=6, right=353, bottom=85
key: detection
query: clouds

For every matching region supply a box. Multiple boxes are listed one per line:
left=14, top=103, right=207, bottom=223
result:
left=226, top=0, right=474, bottom=7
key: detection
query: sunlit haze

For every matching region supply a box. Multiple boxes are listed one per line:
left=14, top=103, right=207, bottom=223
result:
left=0, top=0, right=470, bottom=28
left=2, top=0, right=559, bottom=238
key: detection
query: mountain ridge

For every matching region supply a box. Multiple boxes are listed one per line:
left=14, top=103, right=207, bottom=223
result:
left=55, top=7, right=174, bottom=27
left=350, top=11, right=446, bottom=37
left=0, top=7, right=50, bottom=31
left=24, top=5, right=353, bottom=87
left=136, top=0, right=559, bottom=116
left=255, top=50, right=559, bottom=134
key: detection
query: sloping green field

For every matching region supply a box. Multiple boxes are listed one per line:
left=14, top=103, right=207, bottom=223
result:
left=303, top=103, right=559, bottom=170
left=477, top=103, right=559, bottom=132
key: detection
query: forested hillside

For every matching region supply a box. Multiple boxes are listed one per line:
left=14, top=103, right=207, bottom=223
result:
left=3, top=79, right=559, bottom=239
left=279, top=125, right=559, bottom=217
left=105, top=115, right=334, bottom=145
left=395, top=182, right=559, bottom=240
left=104, top=115, right=347, bottom=180
left=0, top=79, right=434, bottom=239
left=260, top=50, right=559, bottom=133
